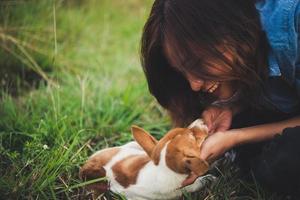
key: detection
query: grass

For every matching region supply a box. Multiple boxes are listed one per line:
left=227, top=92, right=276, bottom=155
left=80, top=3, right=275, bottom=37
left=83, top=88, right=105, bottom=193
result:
left=0, top=0, right=285, bottom=199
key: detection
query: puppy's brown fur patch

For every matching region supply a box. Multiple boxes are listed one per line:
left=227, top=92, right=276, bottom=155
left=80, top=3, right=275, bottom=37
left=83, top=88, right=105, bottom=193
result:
left=151, top=128, right=186, bottom=165
left=112, top=154, right=150, bottom=188
left=80, top=147, right=120, bottom=192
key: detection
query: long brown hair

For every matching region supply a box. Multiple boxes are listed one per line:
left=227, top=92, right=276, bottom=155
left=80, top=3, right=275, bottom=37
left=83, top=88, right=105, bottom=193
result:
left=141, top=0, right=269, bottom=126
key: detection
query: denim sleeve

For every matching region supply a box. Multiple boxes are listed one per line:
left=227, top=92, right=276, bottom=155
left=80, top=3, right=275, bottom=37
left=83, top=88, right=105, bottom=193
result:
left=296, top=2, right=300, bottom=33
left=295, top=2, right=300, bottom=97
left=256, top=0, right=300, bottom=112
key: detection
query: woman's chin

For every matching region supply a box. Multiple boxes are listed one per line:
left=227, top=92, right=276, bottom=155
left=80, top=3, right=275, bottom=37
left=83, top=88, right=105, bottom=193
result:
left=214, top=83, right=236, bottom=100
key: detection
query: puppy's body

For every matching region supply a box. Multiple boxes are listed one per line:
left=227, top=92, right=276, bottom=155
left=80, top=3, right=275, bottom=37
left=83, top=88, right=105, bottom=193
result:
left=105, top=144, right=189, bottom=199
left=80, top=119, right=212, bottom=200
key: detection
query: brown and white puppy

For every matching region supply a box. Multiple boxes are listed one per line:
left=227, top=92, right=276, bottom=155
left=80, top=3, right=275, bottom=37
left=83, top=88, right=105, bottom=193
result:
left=80, top=119, right=213, bottom=200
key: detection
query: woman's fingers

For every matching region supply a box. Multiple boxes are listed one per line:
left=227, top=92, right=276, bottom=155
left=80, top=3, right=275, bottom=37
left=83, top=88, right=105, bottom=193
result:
left=202, top=106, right=233, bottom=134
left=202, top=110, right=214, bottom=132
left=215, top=117, right=232, bottom=132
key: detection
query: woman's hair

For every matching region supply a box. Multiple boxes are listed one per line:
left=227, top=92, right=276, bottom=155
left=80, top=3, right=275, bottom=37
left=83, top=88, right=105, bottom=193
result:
left=141, top=0, right=269, bottom=126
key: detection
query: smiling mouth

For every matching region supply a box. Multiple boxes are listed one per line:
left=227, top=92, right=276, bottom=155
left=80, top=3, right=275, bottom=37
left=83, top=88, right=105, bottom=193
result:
left=206, top=82, right=220, bottom=93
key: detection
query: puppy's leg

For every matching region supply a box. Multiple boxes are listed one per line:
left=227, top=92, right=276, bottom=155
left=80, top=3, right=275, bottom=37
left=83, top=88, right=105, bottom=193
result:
left=183, top=174, right=216, bottom=193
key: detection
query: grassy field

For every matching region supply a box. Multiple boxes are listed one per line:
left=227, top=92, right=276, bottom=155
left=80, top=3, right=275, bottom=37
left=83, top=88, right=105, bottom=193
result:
left=0, top=0, right=282, bottom=199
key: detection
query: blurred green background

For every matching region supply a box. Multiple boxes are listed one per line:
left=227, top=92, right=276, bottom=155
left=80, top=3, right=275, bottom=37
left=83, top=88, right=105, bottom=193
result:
left=0, top=0, right=280, bottom=199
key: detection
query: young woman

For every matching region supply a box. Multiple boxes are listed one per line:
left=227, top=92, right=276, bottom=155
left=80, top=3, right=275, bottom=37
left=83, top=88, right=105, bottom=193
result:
left=140, top=0, right=300, bottom=196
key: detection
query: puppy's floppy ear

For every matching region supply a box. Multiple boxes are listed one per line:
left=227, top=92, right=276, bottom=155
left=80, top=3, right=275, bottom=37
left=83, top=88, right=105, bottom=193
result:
left=184, top=157, right=209, bottom=176
left=131, top=125, right=158, bottom=157
left=190, top=127, right=208, bottom=147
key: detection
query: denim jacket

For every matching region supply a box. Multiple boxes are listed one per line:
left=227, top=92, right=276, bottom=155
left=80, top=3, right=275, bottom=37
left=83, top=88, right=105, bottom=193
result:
left=255, top=0, right=300, bottom=113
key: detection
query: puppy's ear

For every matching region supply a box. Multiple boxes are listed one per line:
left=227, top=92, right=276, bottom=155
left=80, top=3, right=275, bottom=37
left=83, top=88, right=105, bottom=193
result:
left=131, top=125, right=158, bottom=157
left=184, top=157, right=209, bottom=176
left=190, top=127, right=208, bottom=147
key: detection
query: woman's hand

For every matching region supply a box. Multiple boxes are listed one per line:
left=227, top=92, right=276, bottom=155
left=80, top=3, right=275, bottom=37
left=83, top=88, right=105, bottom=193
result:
left=202, top=106, right=233, bottom=134
left=200, top=115, right=300, bottom=162
left=200, top=130, right=237, bottom=162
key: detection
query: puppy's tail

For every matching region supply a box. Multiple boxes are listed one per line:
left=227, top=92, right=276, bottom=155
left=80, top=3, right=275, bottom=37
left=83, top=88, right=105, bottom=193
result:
left=79, top=163, right=109, bottom=194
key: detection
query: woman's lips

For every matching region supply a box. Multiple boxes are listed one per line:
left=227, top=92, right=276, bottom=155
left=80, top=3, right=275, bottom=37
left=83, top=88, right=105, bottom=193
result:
left=207, top=82, right=220, bottom=93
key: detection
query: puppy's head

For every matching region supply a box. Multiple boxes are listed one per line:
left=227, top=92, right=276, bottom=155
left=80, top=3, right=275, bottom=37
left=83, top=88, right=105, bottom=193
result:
left=131, top=119, right=209, bottom=176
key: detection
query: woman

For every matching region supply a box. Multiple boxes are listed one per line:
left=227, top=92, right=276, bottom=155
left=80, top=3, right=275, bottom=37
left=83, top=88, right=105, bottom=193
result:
left=140, top=0, right=300, bottom=196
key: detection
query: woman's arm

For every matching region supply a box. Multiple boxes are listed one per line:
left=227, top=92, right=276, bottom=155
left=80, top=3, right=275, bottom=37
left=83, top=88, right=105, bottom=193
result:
left=200, top=115, right=300, bottom=162
left=232, top=115, right=300, bottom=145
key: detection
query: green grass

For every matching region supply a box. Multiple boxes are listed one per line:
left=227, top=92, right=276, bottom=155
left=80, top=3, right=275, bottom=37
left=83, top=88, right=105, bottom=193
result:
left=0, top=0, right=168, bottom=199
left=0, top=0, right=284, bottom=199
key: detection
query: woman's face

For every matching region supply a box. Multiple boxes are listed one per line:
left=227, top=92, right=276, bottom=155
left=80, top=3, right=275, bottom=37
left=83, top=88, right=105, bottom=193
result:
left=185, top=73, right=236, bottom=100
left=164, top=43, right=237, bottom=101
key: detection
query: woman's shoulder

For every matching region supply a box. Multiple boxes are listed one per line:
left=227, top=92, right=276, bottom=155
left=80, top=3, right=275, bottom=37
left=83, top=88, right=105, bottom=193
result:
left=256, top=0, right=300, bottom=86
left=255, top=0, right=299, bottom=48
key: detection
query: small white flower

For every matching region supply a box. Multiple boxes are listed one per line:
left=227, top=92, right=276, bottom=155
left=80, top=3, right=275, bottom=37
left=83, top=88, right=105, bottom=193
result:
left=43, top=144, right=49, bottom=150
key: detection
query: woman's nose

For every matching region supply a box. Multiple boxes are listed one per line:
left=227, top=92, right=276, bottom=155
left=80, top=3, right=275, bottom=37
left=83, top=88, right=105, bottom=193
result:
left=188, top=78, right=205, bottom=92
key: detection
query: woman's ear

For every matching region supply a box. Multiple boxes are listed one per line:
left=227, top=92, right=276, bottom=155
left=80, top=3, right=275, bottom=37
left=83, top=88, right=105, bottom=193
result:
left=131, top=125, right=158, bottom=157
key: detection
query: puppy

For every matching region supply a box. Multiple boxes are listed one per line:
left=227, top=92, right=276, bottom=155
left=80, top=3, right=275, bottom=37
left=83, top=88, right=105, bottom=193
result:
left=80, top=119, right=213, bottom=200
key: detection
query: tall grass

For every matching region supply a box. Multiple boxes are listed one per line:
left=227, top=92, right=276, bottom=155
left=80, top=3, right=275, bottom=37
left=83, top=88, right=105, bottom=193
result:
left=0, top=0, right=55, bottom=81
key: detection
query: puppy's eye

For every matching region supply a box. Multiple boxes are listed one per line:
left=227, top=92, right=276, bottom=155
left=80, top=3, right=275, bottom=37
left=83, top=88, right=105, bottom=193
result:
left=185, top=154, right=195, bottom=158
